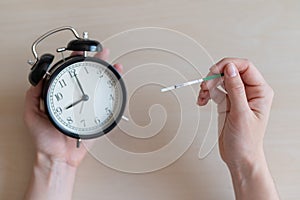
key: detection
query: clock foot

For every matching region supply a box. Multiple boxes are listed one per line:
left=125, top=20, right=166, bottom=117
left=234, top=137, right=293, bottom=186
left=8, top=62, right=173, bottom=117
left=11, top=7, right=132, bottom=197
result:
left=76, top=138, right=81, bottom=148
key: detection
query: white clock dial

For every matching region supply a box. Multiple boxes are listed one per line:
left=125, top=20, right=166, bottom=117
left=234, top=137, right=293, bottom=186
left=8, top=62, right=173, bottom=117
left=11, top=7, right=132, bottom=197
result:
left=45, top=59, right=125, bottom=138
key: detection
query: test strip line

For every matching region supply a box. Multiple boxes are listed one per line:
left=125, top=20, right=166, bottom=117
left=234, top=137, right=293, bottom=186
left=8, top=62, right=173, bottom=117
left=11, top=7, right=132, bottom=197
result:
left=161, top=73, right=224, bottom=92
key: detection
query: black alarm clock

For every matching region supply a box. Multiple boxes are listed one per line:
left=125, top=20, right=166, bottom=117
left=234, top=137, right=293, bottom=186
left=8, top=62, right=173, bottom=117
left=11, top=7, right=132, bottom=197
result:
left=27, top=26, right=126, bottom=147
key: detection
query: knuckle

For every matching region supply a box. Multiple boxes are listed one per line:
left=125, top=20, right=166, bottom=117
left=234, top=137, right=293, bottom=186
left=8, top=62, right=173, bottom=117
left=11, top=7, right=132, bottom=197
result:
left=220, top=57, right=229, bottom=63
left=265, top=84, right=274, bottom=100
left=258, top=84, right=274, bottom=105
left=242, top=58, right=249, bottom=63
left=231, top=84, right=245, bottom=95
left=242, top=58, right=253, bottom=66
left=221, top=57, right=254, bottom=67
left=220, top=57, right=234, bottom=63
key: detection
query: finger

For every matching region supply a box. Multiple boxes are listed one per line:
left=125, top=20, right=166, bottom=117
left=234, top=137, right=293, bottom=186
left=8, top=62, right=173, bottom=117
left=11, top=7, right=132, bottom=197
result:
left=26, top=82, right=43, bottom=106
left=198, top=82, right=226, bottom=104
left=94, top=48, right=110, bottom=61
left=217, top=95, right=230, bottom=114
left=70, top=51, right=83, bottom=56
left=209, top=87, right=226, bottom=105
left=113, top=63, right=123, bottom=74
left=24, top=82, right=43, bottom=117
left=200, top=71, right=224, bottom=92
left=210, top=58, right=266, bottom=87
left=197, top=87, right=210, bottom=106
left=197, top=71, right=225, bottom=106
left=223, top=63, right=250, bottom=113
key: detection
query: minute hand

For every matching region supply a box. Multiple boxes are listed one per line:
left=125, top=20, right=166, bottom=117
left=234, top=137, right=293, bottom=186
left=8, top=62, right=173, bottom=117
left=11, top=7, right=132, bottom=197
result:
left=74, top=74, right=86, bottom=96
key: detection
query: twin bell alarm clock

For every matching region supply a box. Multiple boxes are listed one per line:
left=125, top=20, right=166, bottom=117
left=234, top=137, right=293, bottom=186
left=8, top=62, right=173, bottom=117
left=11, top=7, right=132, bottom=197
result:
left=27, top=26, right=126, bottom=147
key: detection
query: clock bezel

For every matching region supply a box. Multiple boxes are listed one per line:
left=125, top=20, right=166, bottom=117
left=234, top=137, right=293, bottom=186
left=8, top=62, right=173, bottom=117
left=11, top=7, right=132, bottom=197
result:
left=43, top=55, right=127, bottom=139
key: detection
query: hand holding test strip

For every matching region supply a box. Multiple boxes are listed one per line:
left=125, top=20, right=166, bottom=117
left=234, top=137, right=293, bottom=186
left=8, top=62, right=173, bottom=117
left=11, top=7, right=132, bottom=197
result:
left=161, top=73, right=224, bottom=92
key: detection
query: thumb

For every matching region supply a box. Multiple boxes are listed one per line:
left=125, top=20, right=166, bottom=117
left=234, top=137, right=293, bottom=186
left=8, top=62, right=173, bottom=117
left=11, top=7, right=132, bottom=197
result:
left=224, top=63, right=249, bottom=113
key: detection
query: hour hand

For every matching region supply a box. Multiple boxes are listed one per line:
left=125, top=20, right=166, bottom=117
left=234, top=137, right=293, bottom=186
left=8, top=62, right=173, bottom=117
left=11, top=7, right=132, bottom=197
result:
left=65, top=98, right=83, bottom=110
left=65, top=95, right=89, bottom=110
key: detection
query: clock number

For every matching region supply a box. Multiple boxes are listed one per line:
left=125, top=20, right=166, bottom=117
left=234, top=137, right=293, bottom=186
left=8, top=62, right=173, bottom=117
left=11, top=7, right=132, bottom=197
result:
left=107, top=80, right=116, bottom=88
left=59, top=79, right=67, bottom=88
left=69, top=68, right=77, bottom=78
left=95, top=117, right=101, bottom=125
left=80, top=119, right=86, bottom=127
left=109, top=94, right=115, bottom=101
left=97, top=69, right=104, bottom=78
left=55, top=92, right=63, bottom=101
left=67, top=117, right=73, bottom=124
left=55, top=107, right=62, bottom=115
left=105, top=107, right=112, bottom=116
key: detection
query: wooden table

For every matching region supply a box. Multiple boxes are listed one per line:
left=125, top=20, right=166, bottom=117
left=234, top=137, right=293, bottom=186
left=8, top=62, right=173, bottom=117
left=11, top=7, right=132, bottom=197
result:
left=0, top=0, right=299, bottom=199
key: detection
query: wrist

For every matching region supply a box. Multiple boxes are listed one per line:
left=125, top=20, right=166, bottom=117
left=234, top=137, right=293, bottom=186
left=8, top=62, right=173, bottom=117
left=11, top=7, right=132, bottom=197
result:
left=228, top=153, right=279, bottom=200
left=227, top=151, right=267, bottom=181
left=35, top=152, right=78, bottom=172
left=225, top=146, right=266, bottom=173
left=26, top=152, right=77, bottom=200
left=228, top=156, right=265, bottom=181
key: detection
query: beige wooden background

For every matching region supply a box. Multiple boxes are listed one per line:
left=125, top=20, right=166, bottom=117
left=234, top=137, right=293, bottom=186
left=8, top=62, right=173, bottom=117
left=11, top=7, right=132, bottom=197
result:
left=1, top=0, right=300, bottom=199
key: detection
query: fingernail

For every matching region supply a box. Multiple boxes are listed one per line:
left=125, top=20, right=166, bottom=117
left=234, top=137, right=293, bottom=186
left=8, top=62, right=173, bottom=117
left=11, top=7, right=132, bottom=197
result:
left=227, top=63, right=237, bottom=77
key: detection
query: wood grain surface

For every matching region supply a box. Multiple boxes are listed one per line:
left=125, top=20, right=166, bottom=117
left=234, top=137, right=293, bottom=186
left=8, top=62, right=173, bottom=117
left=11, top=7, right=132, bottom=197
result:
left=0, top=0, right=299, bottom=199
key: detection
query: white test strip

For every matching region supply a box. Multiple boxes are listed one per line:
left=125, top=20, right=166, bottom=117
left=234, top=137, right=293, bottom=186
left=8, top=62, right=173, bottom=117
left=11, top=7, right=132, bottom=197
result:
left=161, top=78, right=204, bottom=92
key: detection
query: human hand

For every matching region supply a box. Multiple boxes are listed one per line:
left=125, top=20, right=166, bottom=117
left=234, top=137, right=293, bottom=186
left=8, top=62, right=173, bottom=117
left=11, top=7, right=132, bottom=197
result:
left=197, top=58, right=274, bottom=170
left=24, top=48, right=123, bottom=168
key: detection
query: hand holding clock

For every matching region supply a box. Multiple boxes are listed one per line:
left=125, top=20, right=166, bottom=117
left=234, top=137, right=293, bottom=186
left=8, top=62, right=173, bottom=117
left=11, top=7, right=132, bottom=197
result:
left=24, top=49, right=123, bottom=200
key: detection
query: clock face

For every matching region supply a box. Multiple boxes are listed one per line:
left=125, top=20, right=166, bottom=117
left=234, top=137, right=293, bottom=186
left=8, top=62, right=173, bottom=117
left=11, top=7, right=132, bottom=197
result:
left=44, top=57, right=126, bottom=139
